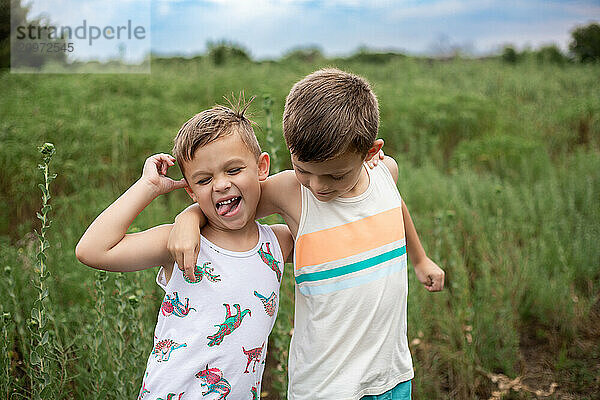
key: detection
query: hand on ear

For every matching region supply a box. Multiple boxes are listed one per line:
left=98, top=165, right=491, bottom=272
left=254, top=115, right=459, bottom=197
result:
left=366, top=139, right=385, bottom=169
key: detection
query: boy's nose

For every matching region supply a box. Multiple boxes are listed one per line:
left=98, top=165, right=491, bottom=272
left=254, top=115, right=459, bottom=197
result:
left=213, top=176, right=232, bottom=192
left=309, top=176, right=327, bottom=192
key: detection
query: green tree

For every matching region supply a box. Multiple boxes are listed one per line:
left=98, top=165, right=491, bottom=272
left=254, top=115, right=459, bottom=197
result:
left=536, top=44, right=567, bottom=64
left=347, top=47, right=406, bottom=64
left=282, top=46, right=323, bottom=63
left=569, top=23, right=600, bottom=63
left=501, top=45, right=518, bottom=63
left=0, top=0, right=66, bottom=70
left=1, top=0, right=20, bottom=68
left=207, top=39, right=251, bottom=65
left=1, top=0, right=33, bottom=68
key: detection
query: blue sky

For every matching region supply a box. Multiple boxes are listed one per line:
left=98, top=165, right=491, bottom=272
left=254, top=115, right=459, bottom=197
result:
left=151, top=0, right=600, bottom=58
left=27, top=0, right=600, bottom=61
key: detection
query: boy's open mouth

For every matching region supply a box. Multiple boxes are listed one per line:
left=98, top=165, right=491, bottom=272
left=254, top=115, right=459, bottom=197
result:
left=215, top=196, right=242, bottom=216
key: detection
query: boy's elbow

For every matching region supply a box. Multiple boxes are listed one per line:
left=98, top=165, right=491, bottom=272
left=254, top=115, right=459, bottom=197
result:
left=75, top=241, right=88, bottom=264
left=75, top=240, right=95, bottom=267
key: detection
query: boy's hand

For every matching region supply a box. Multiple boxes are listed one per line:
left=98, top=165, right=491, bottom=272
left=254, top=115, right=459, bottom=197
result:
left=141, top=154, right=187, bottom=196
left=366, top=139, right=385, bottom=169
left=168, top=208, right=202, bottom=282
left=367, top=149, right=385, bottom=168
left=414, top=258, right=445, bottom=292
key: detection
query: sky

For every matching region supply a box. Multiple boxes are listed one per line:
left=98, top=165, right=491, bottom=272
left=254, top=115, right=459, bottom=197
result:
left=25, top=0, right=600, bottom=62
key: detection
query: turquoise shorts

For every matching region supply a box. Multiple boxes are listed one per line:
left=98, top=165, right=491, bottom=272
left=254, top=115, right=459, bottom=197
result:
left=360, top=380, right=412, bottom=400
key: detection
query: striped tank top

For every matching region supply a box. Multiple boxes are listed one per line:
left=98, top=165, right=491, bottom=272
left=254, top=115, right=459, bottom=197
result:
left=288, top=162, right=414, bottom=400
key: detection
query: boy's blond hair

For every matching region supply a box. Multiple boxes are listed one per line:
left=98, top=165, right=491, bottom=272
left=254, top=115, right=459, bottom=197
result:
left=173, top=102, right=261, bottom=177
left=283, top=68, right=379, bottom=162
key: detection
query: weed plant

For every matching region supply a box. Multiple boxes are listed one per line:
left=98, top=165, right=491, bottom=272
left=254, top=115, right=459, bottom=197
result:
left=1, top=304, right=11, bottom=397
left=29, top=143, right=56, bottom=399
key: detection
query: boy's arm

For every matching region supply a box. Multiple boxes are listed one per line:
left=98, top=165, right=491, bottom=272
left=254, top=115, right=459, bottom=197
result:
left=402, top=200, right=445, bottom=292
left=255, top=170, right=301, bottom=228
left=383, top=155, right=444, bottom=292
left=168, top=169, right=301, bottom=280
left=270, top=223, right=294, bottom=264
left=382, top=155, right=399, bottom=183
left=167, top=203, right=206, bottom=281
left=76, top=154, right=186, bottom=273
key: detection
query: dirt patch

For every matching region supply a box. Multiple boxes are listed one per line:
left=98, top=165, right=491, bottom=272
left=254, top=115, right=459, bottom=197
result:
left=515, top=300, right=600, bottom=399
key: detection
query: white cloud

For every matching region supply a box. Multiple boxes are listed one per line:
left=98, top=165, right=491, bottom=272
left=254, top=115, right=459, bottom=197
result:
left=386, top=0, right=600, bottom=21
left=24, top=0, right=151, bottom=62
left=388, top=0, right=494, bottom=19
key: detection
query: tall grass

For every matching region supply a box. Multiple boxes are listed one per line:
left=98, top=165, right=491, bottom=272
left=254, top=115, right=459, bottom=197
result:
left=0, top=57, right=598, bottom=398
left=261, top=94, right=293, bottom=397
left=1, top=303, right=11, bottom=398
left=86, top=270, right=108, bottom=399
left=29, top=143, right=56, bottom=399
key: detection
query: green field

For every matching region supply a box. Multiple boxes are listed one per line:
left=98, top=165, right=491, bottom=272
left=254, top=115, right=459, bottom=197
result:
left=0, top=56, right=599, bottom=399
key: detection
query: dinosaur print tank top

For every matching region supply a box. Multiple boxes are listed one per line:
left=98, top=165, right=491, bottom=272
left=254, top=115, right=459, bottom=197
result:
left=137, top=222, right=284, bottom=400
left=289, top=163, right=414, bottom=400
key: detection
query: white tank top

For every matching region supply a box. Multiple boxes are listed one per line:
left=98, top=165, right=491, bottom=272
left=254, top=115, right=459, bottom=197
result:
left=288, top=163, right=413, bottom=400
left=138, top=222, right=284, bottom=400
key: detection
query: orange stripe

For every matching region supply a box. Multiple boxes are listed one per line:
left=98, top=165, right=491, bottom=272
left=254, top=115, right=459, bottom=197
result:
left=295, top=207, right=405, bottom=270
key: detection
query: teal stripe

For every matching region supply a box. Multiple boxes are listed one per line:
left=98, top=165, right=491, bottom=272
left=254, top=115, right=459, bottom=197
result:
left=298, top=259, right=406, bottom=296
left=295, top=245, right=406, bottom=284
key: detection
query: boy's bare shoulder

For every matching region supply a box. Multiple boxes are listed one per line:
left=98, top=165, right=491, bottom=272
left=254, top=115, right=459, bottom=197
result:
left=268, top=169, right=300, bottom=188
left=257, top=169, right=302, bottom=236
left=382, top=156, right=399, bottom=183
left=270, top=223, right=294, bottom=262
left=261, top=169, right=301, bottom=209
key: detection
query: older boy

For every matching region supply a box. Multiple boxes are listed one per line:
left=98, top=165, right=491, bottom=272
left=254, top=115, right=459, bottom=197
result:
left=170, top=69, right=444, bottom=400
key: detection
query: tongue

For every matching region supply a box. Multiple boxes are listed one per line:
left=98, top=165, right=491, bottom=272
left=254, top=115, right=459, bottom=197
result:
left=217, top=199, right=239, bottom=216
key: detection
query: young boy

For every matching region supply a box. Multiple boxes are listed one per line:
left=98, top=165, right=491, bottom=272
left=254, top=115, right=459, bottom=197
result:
left=76, top=104, right=294, bottom=399
left=170, top=69, right=445, bottom=400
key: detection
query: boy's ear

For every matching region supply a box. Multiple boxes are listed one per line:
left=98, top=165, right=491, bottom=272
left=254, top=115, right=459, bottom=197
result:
left=257, top=152, right=270, bottom=181
left=184, top=183, right=197, bottom=202
left=364, top=139, right=384, bottom=161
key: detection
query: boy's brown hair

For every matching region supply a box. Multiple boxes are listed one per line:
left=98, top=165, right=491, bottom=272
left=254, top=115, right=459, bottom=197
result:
left=283, top=68, right=379, bottom=162
left=173, top=100, right=261, bottom=178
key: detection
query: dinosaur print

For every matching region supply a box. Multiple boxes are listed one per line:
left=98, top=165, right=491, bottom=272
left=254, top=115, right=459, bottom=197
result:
left=161, top=292, right=196, bottom=317
left=184, top=261, right=221, bottom=283
left=253, top=290, right=277, bottom=316
left=242, top=343, right=264, bottom=373
left=156, top=393, right=184, bottom=400
left=196, top=365, right=231, bottom=400
left=151, top=339, right=187, bottom=362
left=207, top=304, right=251, bottom=346
left=137, top=375, right=150, bottom=400
left=258, top=242, right=281, bottom=282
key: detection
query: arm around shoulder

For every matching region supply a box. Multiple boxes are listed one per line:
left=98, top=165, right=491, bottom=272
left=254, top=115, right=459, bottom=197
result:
left=256, top=170, right=301, bottom=221
left=382, top=156, right=399, bottom=183
left=168, top=202, right=206, bottom=281
left=270, top=224, right=294, bottom=264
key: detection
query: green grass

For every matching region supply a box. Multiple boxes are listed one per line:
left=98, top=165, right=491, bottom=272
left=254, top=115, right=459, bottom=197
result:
left=0, top=56, right=598, bottom=398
